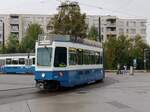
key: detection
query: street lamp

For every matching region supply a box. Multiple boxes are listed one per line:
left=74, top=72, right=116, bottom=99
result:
left=98, top=17, right=101, bottom=42
left=0, top=20, right=5, bottom=53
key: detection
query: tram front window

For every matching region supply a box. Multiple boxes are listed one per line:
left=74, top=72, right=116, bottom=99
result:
left=37, top=47, right=52, bottom=66
left=54, top=47, right=67, bottom=67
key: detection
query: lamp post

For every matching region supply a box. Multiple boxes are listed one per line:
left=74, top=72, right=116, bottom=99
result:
left=0, top=20, right=5, bottom=53
left=98, top=17, right=101, bottom=42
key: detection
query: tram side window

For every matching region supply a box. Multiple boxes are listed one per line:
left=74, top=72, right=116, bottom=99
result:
left=90, top=51, right=95, bottom=64
left=32, top=58, right=35, bottom=65
left=83, top=50, right=90, bottom=64
left=69, top=48, right=77, bottom=65
left=95, top=52, right=101, bottom=64
left=54, top=47, right=67, bottom=67
left=19, top=58, right=25, bottom=65
left=77, top=49, right=83, bottom=65
left=100, top=52, right=103, bottom=64
left=0, top=59, right=5, bottom=65
left=69, top=48, right=102, bottom=65
left=6, top=58, right=11, bottom=65
left=12, top=59, right=18, bottom=65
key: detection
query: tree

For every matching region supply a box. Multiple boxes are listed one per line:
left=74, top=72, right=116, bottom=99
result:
left=104, top=37, right=118, bottom=69
left=129, top=35, right=149, bottom=69
left=104, top=35, right=150, bottom=70
left=5, top=34, right=20, bottom=53
left=50, top=1, right=87, bottom=38
left=104, top=35, right=131, bottom=69
left=0, top=45, right=3, bottom=53
left=115, top=35, right=131, bottom=67
left=88, top=26, right=98, bottom=41
left=21, top=23, right=43, bottom=53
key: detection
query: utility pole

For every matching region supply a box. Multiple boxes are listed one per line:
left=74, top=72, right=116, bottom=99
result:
left=0, top=20, right=5, bottom=53
left=144, top=49, right=147, bottom=72
left=98, top=16, right=101, bottom=42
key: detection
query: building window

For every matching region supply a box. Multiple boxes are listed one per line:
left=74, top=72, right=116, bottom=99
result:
left=133, top=21, right=136, bottom=27
left=130, top=29, right=136, bottom=34
left=126, top=29, right=129, bottom=33
left=141, top=29, right=146, bottom=34
left=126, top=21, right=129, bottom=27
left=141, top=22, right=146, bottom=27
left=11, top=25, right=19, bottom=31
left=119, top=28, right=124, bottom=35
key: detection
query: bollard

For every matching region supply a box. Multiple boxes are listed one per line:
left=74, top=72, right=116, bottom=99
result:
left=129, top=66, right=134, bottom=75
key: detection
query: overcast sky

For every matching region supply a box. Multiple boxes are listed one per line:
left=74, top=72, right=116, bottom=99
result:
left=0, top=0, right=150, bottom=43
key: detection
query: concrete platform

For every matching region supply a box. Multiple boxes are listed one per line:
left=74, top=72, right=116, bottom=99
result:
left=0, top=73, right=150, bottom=112
left=0, top=74, right=35, bottom=90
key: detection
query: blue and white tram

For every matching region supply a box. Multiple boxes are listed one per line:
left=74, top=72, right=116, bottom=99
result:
left=0, top=53, right=35, bottom=74
left=35, top=34, right=104, bottom=89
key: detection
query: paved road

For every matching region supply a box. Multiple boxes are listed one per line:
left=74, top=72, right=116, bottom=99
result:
left=0, top=73, right=150, bottom=112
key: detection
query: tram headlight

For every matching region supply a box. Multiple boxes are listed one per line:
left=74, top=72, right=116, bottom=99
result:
left=41, top=73, right=45, bottom=78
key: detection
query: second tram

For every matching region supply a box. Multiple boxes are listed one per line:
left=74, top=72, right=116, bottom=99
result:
left=0, top=53, right=35, bottom=74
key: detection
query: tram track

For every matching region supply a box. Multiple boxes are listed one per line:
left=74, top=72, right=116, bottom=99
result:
left=0, top=86, right=36, bottom=92
left=0, top=86, right=55, bottom=105
left=0, top=76, right=116, bottom=105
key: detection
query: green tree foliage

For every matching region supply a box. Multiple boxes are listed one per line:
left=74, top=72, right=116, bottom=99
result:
left=104, top=35, right=149, bottom=70
left=0, top=45, right=3, bottom=53
left=5, top=34, right=20, bottom=53
left=129, top=35, right=149, bottom=69
left=50, top=1, right=87, bottom=38
left=21, top=23, right=43, bottom=52
left=88, top=26, right=98, bottom=41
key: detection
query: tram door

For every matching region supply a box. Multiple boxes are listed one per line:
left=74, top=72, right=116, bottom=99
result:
left=54, top=47, right=67, bottom=67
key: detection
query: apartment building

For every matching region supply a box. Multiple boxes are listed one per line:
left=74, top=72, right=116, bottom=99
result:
left=0, top=14, right=53, bottom=44
left=86, top=15, right=147, bottom=42
left=117, top=19, right=147, bottom=39
left=0, top=14, right=147, bottom=44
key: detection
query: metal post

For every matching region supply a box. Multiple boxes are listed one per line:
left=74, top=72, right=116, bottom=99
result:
left=144, top=49, right=147, bottom=72
left=98, top=17, right=101, bottom=42
left=0, top=20, right=5, bottom=53
left=2, top=22, right=4, bottom=53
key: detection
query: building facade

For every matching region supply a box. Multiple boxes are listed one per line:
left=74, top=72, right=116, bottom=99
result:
left=0, top=14, right=147, bottom=45
left=86, top=15, right=147, bottom=42
left=0, top=14, right=53, bottom=44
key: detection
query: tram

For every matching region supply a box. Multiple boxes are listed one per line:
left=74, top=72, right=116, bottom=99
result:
left=35, top=34, right=104, bottom=90
left=0, top=53, right=35, bottom=74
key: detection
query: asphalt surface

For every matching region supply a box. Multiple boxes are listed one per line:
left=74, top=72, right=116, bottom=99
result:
left=0, top=73, right=150, bottom=112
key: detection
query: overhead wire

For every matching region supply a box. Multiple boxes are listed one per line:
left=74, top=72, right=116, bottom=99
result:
left=55, top=0, right=150, bottom=25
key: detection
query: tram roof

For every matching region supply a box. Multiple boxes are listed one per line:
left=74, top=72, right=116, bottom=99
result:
left=38, top=34, right=102, bottom=48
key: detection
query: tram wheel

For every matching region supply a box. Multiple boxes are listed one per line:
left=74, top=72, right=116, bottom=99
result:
left=47, top=81, right=60, bottom=91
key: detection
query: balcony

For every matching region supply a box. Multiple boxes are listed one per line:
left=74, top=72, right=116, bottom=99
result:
left=10, top=27, right=19, bottom=32
left=106, top=23, right=116, bottom=27
left=106, top=31, right=117, bottom=35
left=10, top=19, right=19, bottom=25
